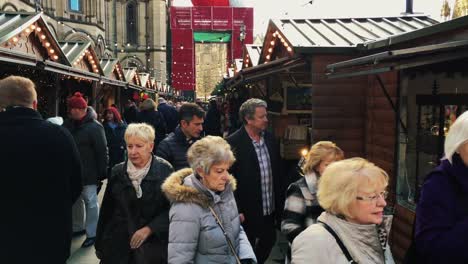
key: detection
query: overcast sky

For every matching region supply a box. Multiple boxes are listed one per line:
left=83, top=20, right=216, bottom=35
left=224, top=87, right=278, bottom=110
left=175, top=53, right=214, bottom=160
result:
left=173, top=0, right=453, bottom=35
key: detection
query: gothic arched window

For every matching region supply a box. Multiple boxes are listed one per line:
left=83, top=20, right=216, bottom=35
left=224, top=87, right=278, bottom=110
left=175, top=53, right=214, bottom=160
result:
left=126, top=1, right=137, bottom=45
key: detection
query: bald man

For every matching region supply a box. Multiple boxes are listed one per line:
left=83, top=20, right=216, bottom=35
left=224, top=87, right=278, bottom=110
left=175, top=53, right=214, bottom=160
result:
left=0, top=76, right=82, bottom=264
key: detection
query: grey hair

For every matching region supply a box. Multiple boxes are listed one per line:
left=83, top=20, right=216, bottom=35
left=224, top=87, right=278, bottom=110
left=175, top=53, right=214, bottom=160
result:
left=239, top=98, right=267, bottom=124
left=187, top=136, right=235, bottom=174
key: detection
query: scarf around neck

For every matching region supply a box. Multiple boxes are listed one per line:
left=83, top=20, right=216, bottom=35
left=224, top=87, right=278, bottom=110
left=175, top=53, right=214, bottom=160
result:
left=318, top=212, right=394, bottom=264
left=127, top=156, right=152, bottom=198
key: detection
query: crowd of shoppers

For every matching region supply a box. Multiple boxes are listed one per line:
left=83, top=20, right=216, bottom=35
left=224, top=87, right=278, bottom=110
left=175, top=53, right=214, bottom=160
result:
left=9, top=74, right=468, bottom=264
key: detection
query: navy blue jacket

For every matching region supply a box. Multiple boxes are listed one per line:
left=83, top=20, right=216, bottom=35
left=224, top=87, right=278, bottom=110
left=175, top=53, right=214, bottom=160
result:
left=155, top=127, right=200, bottom=171
left=158, top=103, right=179, bottom=133
left=415, top=153, right=468, bottom=263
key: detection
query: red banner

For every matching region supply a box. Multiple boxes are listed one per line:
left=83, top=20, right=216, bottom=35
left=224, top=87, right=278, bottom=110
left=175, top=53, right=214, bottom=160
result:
left=170, top=6, right=253, bottom=90
left=192, top=0, right=229, bottom=6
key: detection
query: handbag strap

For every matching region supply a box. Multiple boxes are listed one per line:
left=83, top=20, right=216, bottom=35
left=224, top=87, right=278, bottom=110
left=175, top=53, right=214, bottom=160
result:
left=209, top=206, right=242, bottom=264
left=318, top=221, right=358, bottom=264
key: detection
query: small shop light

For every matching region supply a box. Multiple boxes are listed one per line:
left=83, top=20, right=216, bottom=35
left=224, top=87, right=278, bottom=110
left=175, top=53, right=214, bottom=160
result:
left=41, top=34, right=46, bottom=40
left=12, top=37, right=18, bottom=43
left=25, top=28, right=31, bottom=34
left=45, top=42, right=50, bottom=47
left=300, top=148, right=308, bottom=157
left=287, top=47, right=292, bottom=52
left=49, top=49, right=55, bottom=54
left=30, top=25, right=36, bottom=30
left=266, top=54, right=271, bottom=60
left=268, top=48, right=273, bottom=53
left=270, top=40, right=275, bottom=45
left=88, top=55, right=93, bottom=60
left=94, top=69, right=99, bottom=73
left=36, top=27, right=42, bottom=32
left=53, top=55, right=58, bottom=60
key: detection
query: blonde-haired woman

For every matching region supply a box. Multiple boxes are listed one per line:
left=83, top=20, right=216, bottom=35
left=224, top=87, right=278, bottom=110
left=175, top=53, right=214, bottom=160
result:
left=413, top=111, right=468, bottom=263
left=163, top=136, right=256, bottom=264
left=281, top=141, right=344, bottom=243
left=291, top=158, right=395, bottom=264
left=95, top=123, right=174, bottom=264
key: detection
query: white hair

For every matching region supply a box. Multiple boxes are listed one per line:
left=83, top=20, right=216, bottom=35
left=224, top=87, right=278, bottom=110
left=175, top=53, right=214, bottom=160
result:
left=445, top=110, right=468, bottom=163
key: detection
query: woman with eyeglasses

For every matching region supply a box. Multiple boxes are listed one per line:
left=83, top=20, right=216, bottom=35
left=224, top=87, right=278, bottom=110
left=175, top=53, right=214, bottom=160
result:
left=291, top=158, right=395, bottom=264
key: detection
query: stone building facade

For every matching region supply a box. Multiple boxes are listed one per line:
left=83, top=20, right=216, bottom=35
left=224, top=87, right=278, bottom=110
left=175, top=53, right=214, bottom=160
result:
left=0, top=0, right=167, bottom=85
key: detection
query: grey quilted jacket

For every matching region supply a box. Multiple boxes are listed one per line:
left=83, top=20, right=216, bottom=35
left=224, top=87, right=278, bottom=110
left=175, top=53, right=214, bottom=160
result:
left=162, top=168, right=257, bottom=264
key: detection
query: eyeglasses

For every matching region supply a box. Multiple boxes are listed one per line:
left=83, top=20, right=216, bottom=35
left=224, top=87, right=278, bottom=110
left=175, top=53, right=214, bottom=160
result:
left=356, top=191, right=388, bottom=202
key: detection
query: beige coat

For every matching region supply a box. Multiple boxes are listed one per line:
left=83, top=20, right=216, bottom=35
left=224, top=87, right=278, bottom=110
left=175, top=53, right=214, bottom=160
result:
left=291, top=212, right=395, bottom=264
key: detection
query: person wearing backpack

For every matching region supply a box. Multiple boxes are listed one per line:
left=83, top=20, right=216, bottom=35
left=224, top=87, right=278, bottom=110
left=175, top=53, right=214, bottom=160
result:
left=412, top=110, right=468, bottom=264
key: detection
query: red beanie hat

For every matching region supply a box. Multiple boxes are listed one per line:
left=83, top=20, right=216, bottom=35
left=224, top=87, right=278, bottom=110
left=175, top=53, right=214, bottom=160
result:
left=67, top=92, right=88, bottom=109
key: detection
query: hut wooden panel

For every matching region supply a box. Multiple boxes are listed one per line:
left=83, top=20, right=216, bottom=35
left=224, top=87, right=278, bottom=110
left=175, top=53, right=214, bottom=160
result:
left=365, top=71, right=405, bottom=262
left=311, top=54, right=367, bottom=157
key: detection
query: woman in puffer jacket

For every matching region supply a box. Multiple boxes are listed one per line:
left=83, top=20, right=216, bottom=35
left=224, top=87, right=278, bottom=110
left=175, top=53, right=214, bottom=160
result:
left=162, top=136, right=257, bottom=264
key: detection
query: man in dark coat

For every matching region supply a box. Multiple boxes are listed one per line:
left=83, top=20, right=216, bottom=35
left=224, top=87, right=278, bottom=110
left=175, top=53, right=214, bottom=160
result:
left=157, top=97, right=179, bottom=133
left=0, top=76, right=82, bottom=264
left=137, top=98, right=167, bottom=149
left=204, top=99, right=222, bottom=136
left=123, top=100, right=138, bottom=124
left=63, top=92, right=108, bottom=248
left=156, top=103, right=205, bottom=171
left=226, top=98, right=284, bottom=264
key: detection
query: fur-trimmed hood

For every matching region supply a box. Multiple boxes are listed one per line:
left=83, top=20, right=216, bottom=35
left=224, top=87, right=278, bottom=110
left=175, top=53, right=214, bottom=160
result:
left=162, top=168, right=237, bottom=208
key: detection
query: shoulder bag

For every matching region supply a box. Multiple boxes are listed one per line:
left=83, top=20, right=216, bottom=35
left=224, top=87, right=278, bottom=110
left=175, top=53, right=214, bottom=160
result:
left=209, top=206, right=242, bottom=264
left=318, top=221, right=358, bottom=264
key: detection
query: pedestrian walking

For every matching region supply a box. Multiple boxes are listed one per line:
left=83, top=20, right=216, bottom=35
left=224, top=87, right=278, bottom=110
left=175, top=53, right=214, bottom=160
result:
left=291, top=158, right=395, bottom=264
left=0, top=76, right=82, bottom=264
left=137, top=99, right=167, bottom=149
left=103, top=106, right=127, bottom=174
left=156, top=103, right=205, bottom=171
left=226, top=98, right=285, bottom=264
left=204, top=99, right=222, bottom=136
left=158, top=97, right=179, bottom=133
left=96, top=123, right=173, bottom=264
left=63, top=92, right=108, bottom=248
left=411, top=111, right=468, bottom=263
left=281, top=141, right=344, bottom=243
left=163, top=136, right=257, bottom=264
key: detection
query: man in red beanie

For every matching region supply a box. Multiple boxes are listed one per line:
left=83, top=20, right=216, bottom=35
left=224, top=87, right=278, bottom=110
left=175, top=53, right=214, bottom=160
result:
left=63, top=92, right=108, bottom=248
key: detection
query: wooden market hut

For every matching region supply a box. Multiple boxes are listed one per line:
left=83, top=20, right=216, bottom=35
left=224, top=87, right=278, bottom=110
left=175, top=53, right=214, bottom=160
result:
left=58, top=40, right=105, bottom=116
left=227, top=15, right=438, bottom=162
left=0, top=11, right=102, bottom=118
left=99, top=58, right=127, bottom=113
left=327, top=14, right=468, bottom=263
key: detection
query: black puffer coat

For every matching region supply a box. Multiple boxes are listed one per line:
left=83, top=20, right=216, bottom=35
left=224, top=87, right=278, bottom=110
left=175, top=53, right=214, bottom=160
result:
left=64, top=109, right=108, bottom=185
left=155, top=127, right=200, bottom=171
left=95, top=156, right=174, bottom=264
